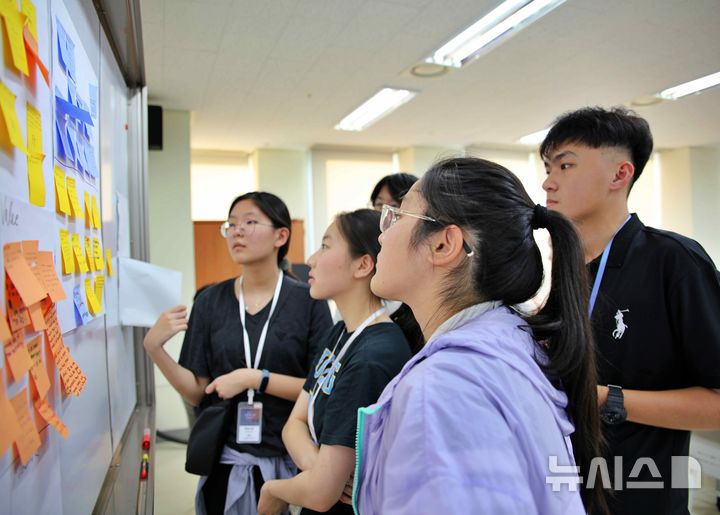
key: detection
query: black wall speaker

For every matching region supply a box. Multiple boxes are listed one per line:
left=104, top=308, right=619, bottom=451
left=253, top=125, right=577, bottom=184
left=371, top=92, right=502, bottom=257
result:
left=148, top=105, right=163, bottom=150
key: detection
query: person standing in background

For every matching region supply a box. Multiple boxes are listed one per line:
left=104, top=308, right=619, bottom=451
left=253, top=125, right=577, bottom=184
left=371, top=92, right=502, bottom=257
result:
left=541, top=106, right=720, bottom=514
left=369, top=173, right=418, bottom=211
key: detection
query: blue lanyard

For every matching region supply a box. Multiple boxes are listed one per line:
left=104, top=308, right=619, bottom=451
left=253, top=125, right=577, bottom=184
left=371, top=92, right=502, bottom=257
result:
left=588, top=216, right=631, bottom=317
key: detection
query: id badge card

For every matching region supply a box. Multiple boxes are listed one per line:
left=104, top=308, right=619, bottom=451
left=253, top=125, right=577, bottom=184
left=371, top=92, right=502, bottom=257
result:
left=236, top=402, right=263, bottom=444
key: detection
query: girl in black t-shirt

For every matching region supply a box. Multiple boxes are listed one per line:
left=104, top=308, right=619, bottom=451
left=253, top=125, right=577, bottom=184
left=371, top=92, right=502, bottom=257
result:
left=143, top=192, right=332, bottom=515
left=256, top=209, right=421, bottom=515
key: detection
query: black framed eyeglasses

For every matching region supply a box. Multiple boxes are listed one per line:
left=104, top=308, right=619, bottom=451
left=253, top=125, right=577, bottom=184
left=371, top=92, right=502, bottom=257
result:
left=379, top=205, right=474, bottom=256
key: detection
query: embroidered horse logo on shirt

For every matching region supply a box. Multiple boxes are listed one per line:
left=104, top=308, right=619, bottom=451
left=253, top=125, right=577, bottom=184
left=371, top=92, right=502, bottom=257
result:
left=613, top=309, right=629, bottom=339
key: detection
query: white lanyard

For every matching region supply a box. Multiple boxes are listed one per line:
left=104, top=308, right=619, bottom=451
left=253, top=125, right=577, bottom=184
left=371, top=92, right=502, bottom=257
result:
left=588, top=215, right=631, bottom=317
left=307, top=308, right=386, bottom=445
left=238, top=271, right=284, bottom=404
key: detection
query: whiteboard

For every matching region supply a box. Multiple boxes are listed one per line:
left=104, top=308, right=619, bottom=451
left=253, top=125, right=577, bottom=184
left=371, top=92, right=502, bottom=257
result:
left=0, top=0, right=139, bottom=513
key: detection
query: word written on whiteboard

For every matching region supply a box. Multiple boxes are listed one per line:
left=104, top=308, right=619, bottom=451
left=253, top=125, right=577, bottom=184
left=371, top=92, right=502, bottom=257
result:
left=1, top=197, right=20, bottom=227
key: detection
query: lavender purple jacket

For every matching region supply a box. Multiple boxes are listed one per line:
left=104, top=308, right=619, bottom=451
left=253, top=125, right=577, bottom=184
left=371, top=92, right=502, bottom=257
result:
left=353, top=305, right=586, bottom=515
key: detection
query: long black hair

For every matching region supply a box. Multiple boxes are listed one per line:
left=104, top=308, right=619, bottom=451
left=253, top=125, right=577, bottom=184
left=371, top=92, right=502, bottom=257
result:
left=335, top=209, right=423, bottom=354
left=414, top=157, right=606, bottom=514
left=229, top=192, right=292, bottom=268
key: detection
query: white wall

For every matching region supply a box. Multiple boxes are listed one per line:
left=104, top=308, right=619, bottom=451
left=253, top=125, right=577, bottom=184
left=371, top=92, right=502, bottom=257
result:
left=148, top=109, right=195, bottom=430
left=191, top=150, right=253, bottom=221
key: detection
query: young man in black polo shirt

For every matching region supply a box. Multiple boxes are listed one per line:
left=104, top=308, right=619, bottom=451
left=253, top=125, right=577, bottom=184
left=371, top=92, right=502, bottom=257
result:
left=540, top=106, right=720, bottom=515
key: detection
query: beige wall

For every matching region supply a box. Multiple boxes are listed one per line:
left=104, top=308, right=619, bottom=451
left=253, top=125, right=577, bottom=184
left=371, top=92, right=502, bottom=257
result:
left=148, top=109, right=195, bottom=430
left=397, top=146, right=459, bottom=176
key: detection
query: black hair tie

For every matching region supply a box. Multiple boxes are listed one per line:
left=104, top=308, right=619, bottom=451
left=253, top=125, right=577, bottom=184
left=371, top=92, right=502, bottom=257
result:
left=531, top=204, right=550, bottom=230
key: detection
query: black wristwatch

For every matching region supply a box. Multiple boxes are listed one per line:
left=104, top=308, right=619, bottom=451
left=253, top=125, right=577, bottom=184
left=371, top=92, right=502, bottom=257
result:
left=600, top=384, right=627, bottom=425
left=257, top=369, right=270, bottom=395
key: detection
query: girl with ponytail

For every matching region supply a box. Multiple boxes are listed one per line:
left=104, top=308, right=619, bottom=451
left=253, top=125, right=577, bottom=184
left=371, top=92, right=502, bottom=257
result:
left=257, top=209, right=420, bottom=515
left=353, top=157, right=607, bottom=514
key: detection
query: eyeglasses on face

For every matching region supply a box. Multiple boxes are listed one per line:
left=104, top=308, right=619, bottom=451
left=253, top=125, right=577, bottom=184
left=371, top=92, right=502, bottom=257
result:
left=379, top=204, right=474, bottom=256
left=219, top=219, right=275, bottom=238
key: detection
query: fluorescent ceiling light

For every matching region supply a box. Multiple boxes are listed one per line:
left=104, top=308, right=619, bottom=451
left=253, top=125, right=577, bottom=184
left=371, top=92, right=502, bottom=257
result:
left=427, top=0, right=566, bottom=68
left=518, top=128, right=550, bottom=145
left=655, top=71, right=720, bottom=100
left=335, top=88, right=417, bottom=132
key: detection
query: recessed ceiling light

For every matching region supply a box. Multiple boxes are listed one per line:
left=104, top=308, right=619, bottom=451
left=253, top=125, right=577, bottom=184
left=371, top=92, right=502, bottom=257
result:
left=426, top=0, right=566, bottom=68
left=517, top=128, right=550, bottom=145
left=655, top=71, right=720, bottom=100
left=630, top=95, right=663, bottom=107
left=409, top=63, right=449, bottom=78
left=334, top=88, right=418, bottom=132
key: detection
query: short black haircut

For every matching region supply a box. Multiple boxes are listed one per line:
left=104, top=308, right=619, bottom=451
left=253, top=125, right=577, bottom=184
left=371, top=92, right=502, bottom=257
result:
left=540, top=106, right=654, bottom=191
left=370, top=173, right=419, bottom=206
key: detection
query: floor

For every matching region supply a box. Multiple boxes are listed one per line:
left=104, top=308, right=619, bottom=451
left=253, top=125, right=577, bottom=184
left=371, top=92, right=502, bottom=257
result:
left=154, top=439, right=720, bottom=514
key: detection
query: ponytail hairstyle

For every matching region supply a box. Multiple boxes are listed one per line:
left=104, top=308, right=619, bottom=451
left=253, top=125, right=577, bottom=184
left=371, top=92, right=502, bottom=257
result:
left=335, top=209, right=423, bottom=354
left=228, top=192, right=292, bottom=269
left=414, top=157, right=606, bottom=514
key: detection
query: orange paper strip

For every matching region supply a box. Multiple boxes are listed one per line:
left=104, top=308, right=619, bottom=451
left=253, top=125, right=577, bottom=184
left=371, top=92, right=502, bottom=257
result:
left=42, top=303, right=64, bottom=358
left=27, top=335, right=50, bottom=399
left=23, top=26, right=49, bottom=86
left=0, top=378, right=23, bottom=456
left=10, top=390, right=41, bottom=465
left=36, top=252, right=66, bottom=302
left=4, top=330, right=33, bottom=381
left=27, top=301, right=45, bottom=331
left=34, top=398, right=68, bottom=438
left=0, top=305, right=11, bottom=343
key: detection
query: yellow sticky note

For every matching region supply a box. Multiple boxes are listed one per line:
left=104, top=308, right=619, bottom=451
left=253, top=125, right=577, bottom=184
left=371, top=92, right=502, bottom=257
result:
left=66, top=177, right=81, bottom=218
left=26, top=102, right=41, bottom=155
left=92, top=238, right=104, bottom=270
left=83, top=191, right=91, bottom=228
left=20, top=0, right=37, bottom=41
left=0, top=81, right=27, bottom=153
left=91, top=195, right=101, bottom=229
left=94, top=275, right=104, bottom=303
left=71, top=234, right=89, bottom=273
left=53, top=166, right=70, bottom=214
left=84, top=279, right=101, bottom=315
left=105, top=249, right=113, bottom=277
left=0, top=9, right=29, bottom=75
left=59, top=229, right=74, bottom=274
left=27, top=154, right=44, bottom=206
left=84, top=237, right=95, bottom=272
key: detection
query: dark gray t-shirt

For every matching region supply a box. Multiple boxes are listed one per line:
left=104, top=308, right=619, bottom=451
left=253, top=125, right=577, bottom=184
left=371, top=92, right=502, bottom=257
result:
left=179, top=276, right=333, bottom=457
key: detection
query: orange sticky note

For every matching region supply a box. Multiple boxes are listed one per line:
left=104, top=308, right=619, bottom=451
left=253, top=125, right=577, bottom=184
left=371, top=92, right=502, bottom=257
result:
left=4, top=245, right=47, bottom=306
left=91, top=195, right=101, bottom=229
left=84, top=237, right=95, bottom=272
left=94, top=275, right=104, bottom=303
left=92, top=238, right=104, bottom=270
left=36, top=252, right=66, bottom=302
left=0, top=306, right=11, bottom=343
left=55, top=346, right=82, bottom=396
left=22, top=26, right=48, bottom=85
left=0, top=379, right=23, bottom=456
left=34, top=398, right=68, bottom=439
left=71, top=234, right=89, bottom=273
left=5, top=279, right=31, bottom=332
left=10, top=389, right=41, bottom=465
left=83, top=191, right=91, bottom=228
left=27, top=335, right=50, bottom=399
left=42, top=303, right=64, bottom=358
left=4, top=331, right=33, bottom=381
left=84, top=278, right=101, bottom=315
left=59, top=229, right=74, bottom=274
left=66, top=176, right=81, bottom=218
left=27, top=302, right=45, bottom=331
left=21, top=239, right=38, bottom=265
left=105, top=249, right=113, bottom=276
left=0, top=80, right=27, bottom=153
left=54, top=166, right=71, bottom=215
left=0, top=9, right=29, bottom=75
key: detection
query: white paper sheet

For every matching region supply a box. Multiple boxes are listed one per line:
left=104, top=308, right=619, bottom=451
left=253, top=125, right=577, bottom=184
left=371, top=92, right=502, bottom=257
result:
left=118, top=257, right=182, bottom=327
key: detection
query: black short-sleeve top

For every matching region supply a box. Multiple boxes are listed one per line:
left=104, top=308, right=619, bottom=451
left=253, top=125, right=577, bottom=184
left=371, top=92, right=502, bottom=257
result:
left=178, top=275, right=333, bottom=458
left=588, top=214, right=720, bottom=514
